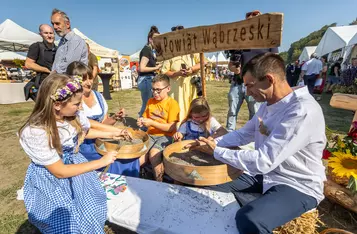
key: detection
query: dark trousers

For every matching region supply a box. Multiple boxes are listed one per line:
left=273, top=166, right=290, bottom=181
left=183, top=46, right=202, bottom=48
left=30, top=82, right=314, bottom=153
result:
left=303, top=74, right=317, bottom=95
left=211, top=174, right=317, bottom=234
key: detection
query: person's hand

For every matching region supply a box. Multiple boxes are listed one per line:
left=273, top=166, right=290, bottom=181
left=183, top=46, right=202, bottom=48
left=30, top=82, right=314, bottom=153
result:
left=100, top=151, right=117, bottom=167
left=155, top=63, right=163, bottom=70
left=137, top=117, right=144, bottom=127
left=141, top=118, right=153, bottom=127
left=185, top=67, right=193, bottom=76
left=118, top=128, right=133, bottom=141
left=173, top=132, right=184, bottom=141
left=175, top=70, right=186, bottom=77
left=114, top=108, right=125, bottom=120
left=183, top=137, right=216, bottom=155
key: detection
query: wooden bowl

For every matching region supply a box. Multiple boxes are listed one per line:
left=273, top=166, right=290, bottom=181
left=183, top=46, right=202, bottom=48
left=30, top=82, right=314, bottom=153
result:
left=95, top=128, right=149, bottom=159
left=163, top=140, right=243, bottom=186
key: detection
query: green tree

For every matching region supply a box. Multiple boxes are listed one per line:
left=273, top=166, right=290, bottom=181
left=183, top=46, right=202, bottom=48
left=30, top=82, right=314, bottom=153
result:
left=349, top=18, right=357, bottom=25
left=279, top=51, right=288, bottom=64
left=286, top=23, right=336, bottom=64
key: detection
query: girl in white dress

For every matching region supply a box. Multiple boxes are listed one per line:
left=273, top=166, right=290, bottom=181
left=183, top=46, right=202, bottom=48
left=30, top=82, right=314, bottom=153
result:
left=18, top=74, right=123, bottom=233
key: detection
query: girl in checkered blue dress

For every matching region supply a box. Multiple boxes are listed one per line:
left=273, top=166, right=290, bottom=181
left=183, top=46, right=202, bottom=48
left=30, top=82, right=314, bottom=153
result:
left=18, top=74, right=120, bottom=233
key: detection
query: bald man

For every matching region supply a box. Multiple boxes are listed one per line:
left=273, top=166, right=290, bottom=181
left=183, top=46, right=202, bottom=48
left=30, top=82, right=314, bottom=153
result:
left=26, top=24, right=56, bottom=80
left=24, top=24, right=56, bottom=100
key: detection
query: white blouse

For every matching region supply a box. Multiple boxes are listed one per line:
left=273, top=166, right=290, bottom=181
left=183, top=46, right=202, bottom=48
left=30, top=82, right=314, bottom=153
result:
left=82, top=91, right=108, bottom=118
left=19, top=111, right=91, bottom=166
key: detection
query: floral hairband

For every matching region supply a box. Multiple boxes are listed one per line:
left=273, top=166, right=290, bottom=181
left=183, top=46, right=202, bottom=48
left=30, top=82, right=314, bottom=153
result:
left=50, top=76, right=83, bottom=101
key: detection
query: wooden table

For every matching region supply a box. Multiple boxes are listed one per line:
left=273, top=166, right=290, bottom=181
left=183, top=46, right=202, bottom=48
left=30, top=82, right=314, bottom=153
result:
left=98, top=72, right=114, bottom=100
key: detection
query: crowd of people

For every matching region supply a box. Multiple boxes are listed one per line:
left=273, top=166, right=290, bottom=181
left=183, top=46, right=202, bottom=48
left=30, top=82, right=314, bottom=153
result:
left=18, top=8, right=333, bottom=234
left=286, top=53, right=357, bottom=101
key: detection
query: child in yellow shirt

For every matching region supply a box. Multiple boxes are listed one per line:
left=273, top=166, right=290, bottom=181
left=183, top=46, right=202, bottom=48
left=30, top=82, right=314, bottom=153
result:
left=137, top=74, right=180, bottom=181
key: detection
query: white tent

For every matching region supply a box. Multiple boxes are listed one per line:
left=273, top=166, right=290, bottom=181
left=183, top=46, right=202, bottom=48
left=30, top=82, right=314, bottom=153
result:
left=298, top=46, right=317, bottom=62
left=0, top=51, right=26, bottom=60
left=73, top=28, right=118, bottom=58
left=130, top=50, right=140, bottom=62
left=315, top=25, right=357, bottom=56
left=0, top=19, right=42, bottom=52
left=347, top=32, right=357, bottom=47
left=210, top=55, right=217, bottom=63
left=217, top=52, right=228, bottom=63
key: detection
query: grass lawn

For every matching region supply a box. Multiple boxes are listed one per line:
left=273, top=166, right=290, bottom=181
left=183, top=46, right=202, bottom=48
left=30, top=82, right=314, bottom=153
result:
left=0, top=81, right=356, bottom=233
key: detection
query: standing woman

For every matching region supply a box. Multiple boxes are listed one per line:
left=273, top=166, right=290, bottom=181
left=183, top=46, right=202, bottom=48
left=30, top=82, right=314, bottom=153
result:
left=137, top=26, right=162, bottom=117
left=162, top=26, right=205, bottom=122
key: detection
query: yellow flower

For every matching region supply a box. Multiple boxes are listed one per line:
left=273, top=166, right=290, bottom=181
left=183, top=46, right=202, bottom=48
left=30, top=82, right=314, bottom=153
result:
left=337, top=139, right=346, bottom=148
left=328, top=152, right=357, bottom=178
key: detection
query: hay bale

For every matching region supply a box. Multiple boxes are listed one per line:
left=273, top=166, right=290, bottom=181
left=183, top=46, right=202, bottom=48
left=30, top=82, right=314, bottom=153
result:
left=273, top=209, right=323, bottom=234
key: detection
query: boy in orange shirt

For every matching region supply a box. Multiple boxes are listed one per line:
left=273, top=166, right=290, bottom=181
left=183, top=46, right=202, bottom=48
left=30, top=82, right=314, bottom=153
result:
left=137, top=74, right=180, bottom=181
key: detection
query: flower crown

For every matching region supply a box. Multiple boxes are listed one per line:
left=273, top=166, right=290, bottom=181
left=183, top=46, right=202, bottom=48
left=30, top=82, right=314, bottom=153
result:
left=51, top=76, right=83, bottom=101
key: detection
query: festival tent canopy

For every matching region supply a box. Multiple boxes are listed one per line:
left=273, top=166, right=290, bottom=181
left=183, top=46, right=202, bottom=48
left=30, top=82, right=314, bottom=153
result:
left=216, top=51, right=229, bottom=64
left=0, top=19, right=42, bottom=52
left=72, top=28, right=119, bottom=58
left=130, top=50, right=140, bottom=62
left=315, top=25, right=357, bottom=56
left=210, top=55, right=217, bottom=63
left=347, top=32, right=357, bottom=46
left=298, top=46, right=317, bottom=62
left=0, top=51, right=26, bottom=60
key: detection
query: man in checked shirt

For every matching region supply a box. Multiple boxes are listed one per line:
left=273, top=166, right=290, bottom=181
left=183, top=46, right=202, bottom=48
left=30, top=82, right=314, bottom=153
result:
left=51, top=8, right=88, bottom=74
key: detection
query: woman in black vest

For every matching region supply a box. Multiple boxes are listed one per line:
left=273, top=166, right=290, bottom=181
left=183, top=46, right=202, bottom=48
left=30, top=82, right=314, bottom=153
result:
left=137, top=26, right=162, bottom=117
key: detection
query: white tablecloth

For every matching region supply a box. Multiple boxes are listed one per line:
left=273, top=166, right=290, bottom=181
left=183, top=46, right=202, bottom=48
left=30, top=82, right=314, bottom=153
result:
left=0, top=83, right=30, bottom=104
left=101, top=174, right=240, bottom=234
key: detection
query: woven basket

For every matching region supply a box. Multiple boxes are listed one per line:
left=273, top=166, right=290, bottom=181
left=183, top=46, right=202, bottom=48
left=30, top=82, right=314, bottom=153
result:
left=327, top=166, right=350, bottom=186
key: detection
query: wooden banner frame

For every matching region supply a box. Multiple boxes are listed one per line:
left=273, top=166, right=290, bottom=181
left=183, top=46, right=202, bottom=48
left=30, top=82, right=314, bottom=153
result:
left=153, top=13, right=284, bottom=97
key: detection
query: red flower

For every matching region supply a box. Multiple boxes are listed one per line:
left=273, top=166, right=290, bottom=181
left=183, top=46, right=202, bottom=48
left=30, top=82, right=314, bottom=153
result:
left=322, top=149, right=331, bottom=159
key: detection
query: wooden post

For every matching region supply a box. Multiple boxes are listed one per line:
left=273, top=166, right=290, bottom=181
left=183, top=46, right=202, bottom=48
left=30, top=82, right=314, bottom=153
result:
left=200, top=53, right=206, bottom=98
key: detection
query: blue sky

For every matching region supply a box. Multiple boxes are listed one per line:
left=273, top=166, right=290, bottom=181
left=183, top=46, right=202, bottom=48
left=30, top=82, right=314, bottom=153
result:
left=1, top=0, right=356, bottom=55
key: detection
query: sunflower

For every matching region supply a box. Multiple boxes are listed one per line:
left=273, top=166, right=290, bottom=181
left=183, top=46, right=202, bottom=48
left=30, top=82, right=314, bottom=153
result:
left=328, top=152, right=357, bottom=184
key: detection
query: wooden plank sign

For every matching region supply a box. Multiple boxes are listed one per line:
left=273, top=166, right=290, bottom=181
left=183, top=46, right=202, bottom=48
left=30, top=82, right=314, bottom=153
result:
left=153, top=13, right=283, bottom=62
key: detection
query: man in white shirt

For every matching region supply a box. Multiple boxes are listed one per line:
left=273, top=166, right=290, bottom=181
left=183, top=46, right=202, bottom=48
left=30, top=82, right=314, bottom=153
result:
left=187, top=53, right=326, bottom=234
left=300, top=53, right=322, bottom=94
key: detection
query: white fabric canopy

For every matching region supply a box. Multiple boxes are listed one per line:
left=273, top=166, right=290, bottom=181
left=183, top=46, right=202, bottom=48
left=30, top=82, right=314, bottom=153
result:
left=298, top=46, right=317, bottom=62
left=0, top=51, right=26, bottom=60
left=315, top=25, right=357, bottom=56
left=130, top=50, right=140, bottom=62
left=210, top=55, right=217, bottom=63
left=217, top=52, right=229, bottom=63
left=73, top=28, right=118, bottom=58
left=347, top=32, right=357, bottom=46
left=0, top=19, right=42, bottom=52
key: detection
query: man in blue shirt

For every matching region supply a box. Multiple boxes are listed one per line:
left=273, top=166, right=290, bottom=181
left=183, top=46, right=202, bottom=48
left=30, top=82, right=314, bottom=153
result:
left=51, top=8, right=88, bottom=74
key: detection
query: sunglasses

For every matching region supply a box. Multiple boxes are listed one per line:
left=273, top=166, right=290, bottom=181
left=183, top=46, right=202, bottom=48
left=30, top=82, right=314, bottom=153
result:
left=151, top=85, right=169, bottom=94
left=171, top=26, right=184, bottom=31
left=246, top=11, right=261, bottom=18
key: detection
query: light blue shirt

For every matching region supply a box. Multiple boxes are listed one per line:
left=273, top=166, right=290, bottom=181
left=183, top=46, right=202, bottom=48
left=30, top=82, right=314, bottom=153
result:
left=302, top=58, right=322, bottom=76
left=52, top=31, right=88, bottom=73
left=214, top=87, right=326, bottom=203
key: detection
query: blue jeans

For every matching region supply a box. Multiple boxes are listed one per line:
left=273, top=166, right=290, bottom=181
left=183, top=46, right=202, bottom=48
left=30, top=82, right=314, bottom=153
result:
left=211, top=174, right=318, bottom=234
left=303, top=74, right=317, bottom=95
left=226, top=83, right=261, bottom=131
left=137, top=75, right=154, bottom=117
